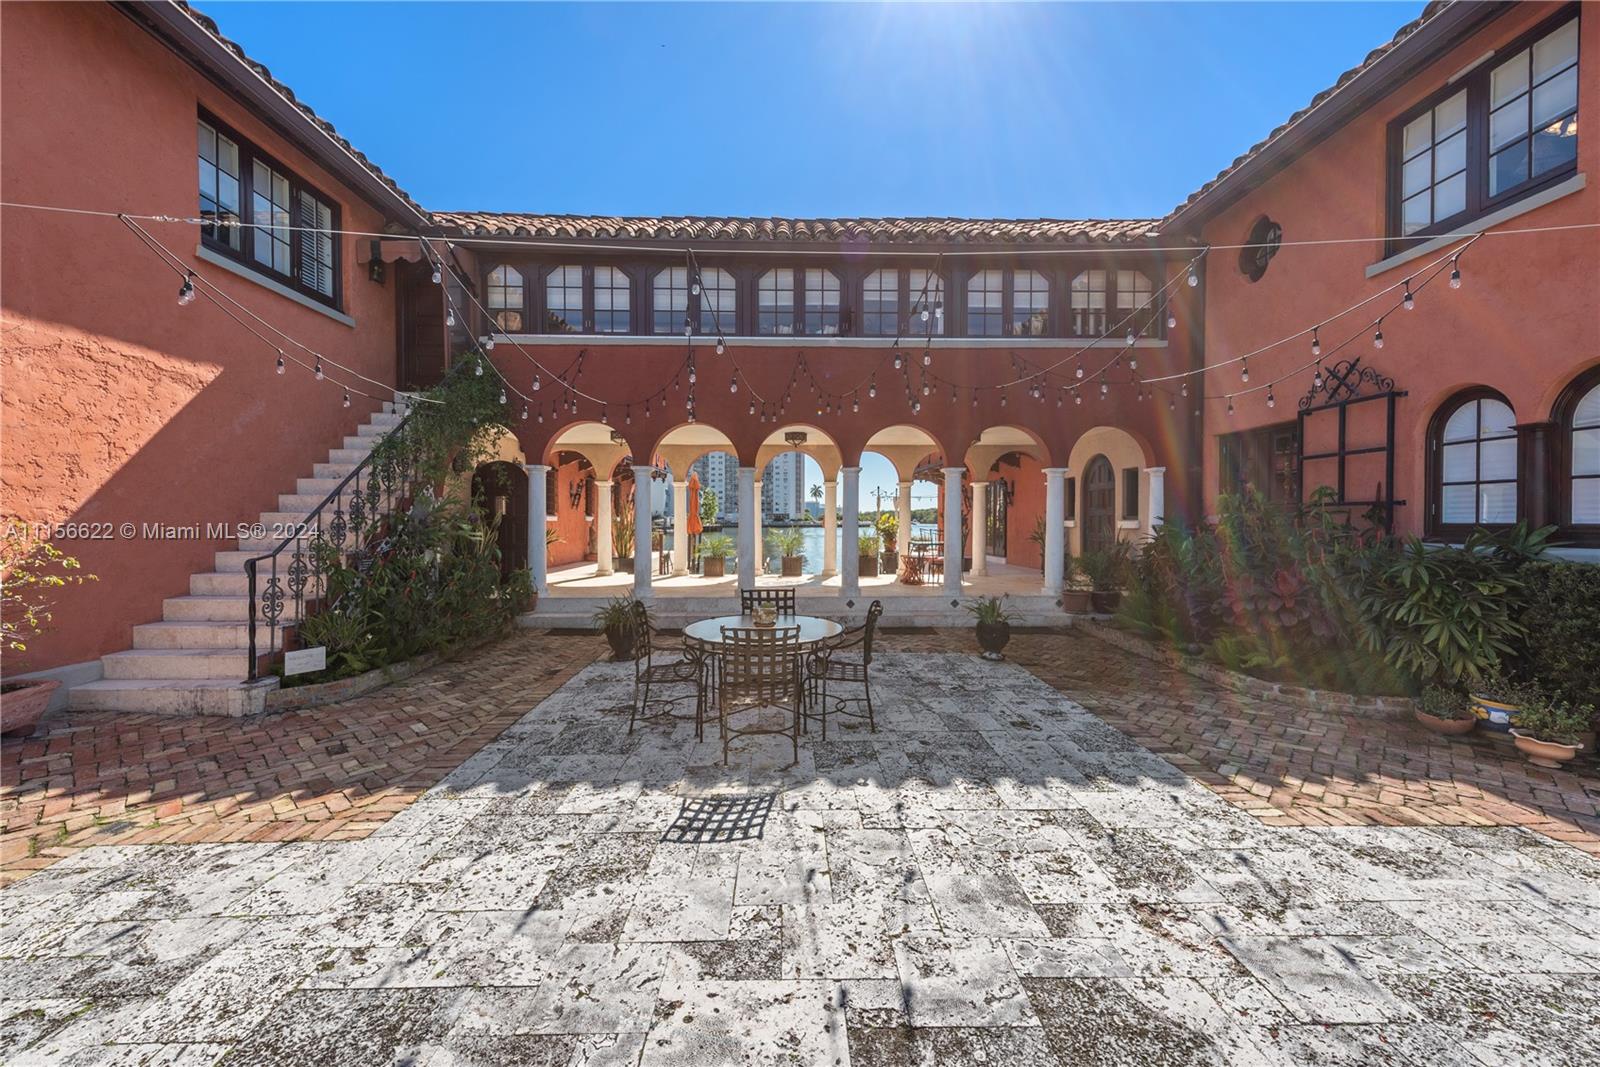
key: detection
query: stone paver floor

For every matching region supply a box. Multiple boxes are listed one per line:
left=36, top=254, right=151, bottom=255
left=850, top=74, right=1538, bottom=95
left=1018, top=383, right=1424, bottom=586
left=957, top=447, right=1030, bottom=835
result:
left=4, top=652, right=1597, bottom=1066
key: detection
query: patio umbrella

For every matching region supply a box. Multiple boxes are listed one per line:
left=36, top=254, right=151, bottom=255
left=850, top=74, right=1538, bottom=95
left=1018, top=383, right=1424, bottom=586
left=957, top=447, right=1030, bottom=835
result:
left=686, top=471, right=704, bottom=535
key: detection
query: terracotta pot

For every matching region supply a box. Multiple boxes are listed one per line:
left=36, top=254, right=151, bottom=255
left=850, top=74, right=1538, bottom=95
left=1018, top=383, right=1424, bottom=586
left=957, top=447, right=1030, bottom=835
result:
left=1414, top=708, right=1477, bottom=736
left=976, top=620, right=1011, bottom=661
left=604, top=625, right=636, bottom=661
left=702, top=556, right=727, bottom=578
left=1090, top=589, right=1123, bottom=614
left=1060, top=589, right=1093, bottom=613
left=1510, top=730, right=1584, bottom=769
left=1470, top=694, right=1520, bottom=733
left=0, top=679, right=59, bottom=738
left=781, top=556, right=803, bottom=578
left=860, top=555, right=879, bottom=578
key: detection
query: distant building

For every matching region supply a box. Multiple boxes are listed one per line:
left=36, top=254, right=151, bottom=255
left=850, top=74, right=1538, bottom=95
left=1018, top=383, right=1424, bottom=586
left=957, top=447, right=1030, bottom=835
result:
left=761, top=452, right=806, bottom=521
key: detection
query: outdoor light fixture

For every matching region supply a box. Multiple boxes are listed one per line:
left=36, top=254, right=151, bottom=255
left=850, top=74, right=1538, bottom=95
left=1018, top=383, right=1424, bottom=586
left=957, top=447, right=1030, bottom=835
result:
left=784, top=431, right=808, bottom=447
left=314, top=357, right=324, bottom=381
left=342, top=391, right=351, bottom=408
left=275, top=353, right=285, bottom=375
left=177, top=271, right=196, bottom=305
left=610, top=430, right=626, bottom=444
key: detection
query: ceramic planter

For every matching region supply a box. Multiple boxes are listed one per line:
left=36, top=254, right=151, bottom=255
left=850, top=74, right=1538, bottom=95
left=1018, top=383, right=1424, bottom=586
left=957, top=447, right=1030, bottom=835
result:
left=0, top=679, right=59, bottom=738
left=604, top=625, right=636, bottom=661
left=1090, top=589, right=1123, bottom=614
left=1510, top=730, right=1584, bottom=769
left=1470, top=694, right=1520, bottom=733
left=702, top=556, right=727, bottom=578
left=879, top=550, right=898, bottom=575
left=1414, top=709, right=1477, bottom=736
left=781, top=556, right=803, bottom=578
left=976, top=620, right=1011, bottom=661
left=860, top=555, right=879, bottom=578
left=1060, top=589, right=1093, bottom=613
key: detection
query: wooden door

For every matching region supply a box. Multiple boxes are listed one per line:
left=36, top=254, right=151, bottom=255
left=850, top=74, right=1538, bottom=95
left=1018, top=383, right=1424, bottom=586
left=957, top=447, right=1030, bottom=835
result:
left=1083, top=454, right=1116, bottom=555
left=472, top=462, right=529, bottom=582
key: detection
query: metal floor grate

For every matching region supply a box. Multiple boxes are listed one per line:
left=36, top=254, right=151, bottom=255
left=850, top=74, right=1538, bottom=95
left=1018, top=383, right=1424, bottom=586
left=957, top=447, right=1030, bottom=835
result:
left=662, top=793, right=776, bottom=843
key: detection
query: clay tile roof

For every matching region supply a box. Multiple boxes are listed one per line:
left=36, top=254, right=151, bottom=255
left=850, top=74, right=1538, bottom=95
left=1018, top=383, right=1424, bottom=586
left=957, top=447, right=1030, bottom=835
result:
left=429, top=213, right=1161, bottom=246
left=175, top=2, right=428, bottom=222
left=1163, top=0, right=1455, bottom=227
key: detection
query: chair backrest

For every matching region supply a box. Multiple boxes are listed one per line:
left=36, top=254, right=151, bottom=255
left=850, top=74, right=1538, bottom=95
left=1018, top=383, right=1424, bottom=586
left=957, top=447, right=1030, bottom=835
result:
left=628, top=600, right=653, bottom=663
left=720, top=625, right=801, bottom=706
left=740, top=587, right=797, bottom=617
left=861, top=599, right=884, bottom=665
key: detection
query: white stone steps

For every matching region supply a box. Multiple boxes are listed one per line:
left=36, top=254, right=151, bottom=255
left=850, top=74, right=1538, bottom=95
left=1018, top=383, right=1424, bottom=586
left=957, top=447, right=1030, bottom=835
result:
left=68, top=678, right=274, bottom=716
left=277, top=494, right=338, bottom=512
left=328, top=448, right=374, bottom=465
left=163, top=595, right=298, bottom=623
left=312, top=463, right=358, bottom=480
left=102, top=648, right=250, bottom=680
left=132, top=620, right=270, bottom=651
left=341, top=436, right=375, bottom=452
left=190, top=571, right=250, bottom=596
left=354, top=422, right=391, bottom=438
left=295, top=477, right=348, bottom=496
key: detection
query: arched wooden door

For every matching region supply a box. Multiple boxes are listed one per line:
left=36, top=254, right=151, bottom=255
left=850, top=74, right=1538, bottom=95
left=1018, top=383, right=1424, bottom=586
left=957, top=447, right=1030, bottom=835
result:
left=1082, top=454, right=1117, bottom=555
left=471, top=461, right=529, bottom=582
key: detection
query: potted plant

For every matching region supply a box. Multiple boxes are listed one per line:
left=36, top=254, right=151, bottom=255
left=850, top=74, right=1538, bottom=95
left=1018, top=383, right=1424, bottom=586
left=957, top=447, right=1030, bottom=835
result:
left=876, top=512, right=899, bottom=575
left=1414, top=685, right=1477, bottom=737
left=611, top=504, right=635, bottom=572
left=591, top=595, right=643, bottom=660
left=2, top=523, right=95, bottom=737
left=1080, top=543, right=1131, bottom=614
left=698, top=533, right=734, bottom=578
left=1059, top=553, right=1093, bottom=614
left=769, top=528, right=805, bottom=577
left=967, top=595, right=1016, bottom=661
left=858, top=532, right=881, bottom=578
left=1470, top=668, right=1531, bottom=734
left=1510, top=690, right=1594, bottom=769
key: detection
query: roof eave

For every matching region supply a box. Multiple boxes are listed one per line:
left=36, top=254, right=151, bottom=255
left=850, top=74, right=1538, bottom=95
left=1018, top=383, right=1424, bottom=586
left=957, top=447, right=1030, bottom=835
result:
left=1165, top=0, right=1509, bottom=233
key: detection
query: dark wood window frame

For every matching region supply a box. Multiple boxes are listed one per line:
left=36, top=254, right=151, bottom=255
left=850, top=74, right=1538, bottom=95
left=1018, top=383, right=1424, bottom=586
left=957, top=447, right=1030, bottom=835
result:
left=197, top=109, right=343, bottom=310
left=1120, top=467, right=1140, bottom=521
left=1554, top=363, right=1600, bottom=547
left=1425, top=386, right=1521, bottom=540
left=1385, top=5, right=1580, bottom=254
left=485, top=264, right=526, bottom=333
left=962, top=266, right=1055, bottom=338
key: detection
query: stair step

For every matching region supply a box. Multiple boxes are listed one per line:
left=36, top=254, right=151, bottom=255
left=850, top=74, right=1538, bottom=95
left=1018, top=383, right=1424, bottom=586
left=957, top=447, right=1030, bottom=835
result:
left=102, top=648, right=250, bottom=680
left=278, top=493, right=339, bottom=512
left=256, top=511, right=320, bottom=529
left=163, top=595, right=298, bottom=623
left=132, top=620, right=278, bottom=650
left=328, top=448, right=374, bottom=464
left=68, top=678, right=276, bottom=717
left=371, top=410, right=403, bottom=425
left=191, top=571, right=249, bottom=595
left=295, top=477, right=348, bottom=496
left=312, top=463, right=358, bottom=480
left=354, top=422, right=391, bottom=438
left=341, top=436, right=376, bottom=453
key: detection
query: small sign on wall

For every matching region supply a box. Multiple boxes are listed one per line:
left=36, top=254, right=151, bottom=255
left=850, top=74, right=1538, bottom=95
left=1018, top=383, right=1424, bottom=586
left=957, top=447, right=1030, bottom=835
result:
left=283, top=646, right=327, bottom=676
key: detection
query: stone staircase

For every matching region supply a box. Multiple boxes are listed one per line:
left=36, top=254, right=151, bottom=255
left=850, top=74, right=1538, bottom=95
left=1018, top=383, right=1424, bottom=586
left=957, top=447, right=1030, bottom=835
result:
left=68, top=402, right=407, bottom=717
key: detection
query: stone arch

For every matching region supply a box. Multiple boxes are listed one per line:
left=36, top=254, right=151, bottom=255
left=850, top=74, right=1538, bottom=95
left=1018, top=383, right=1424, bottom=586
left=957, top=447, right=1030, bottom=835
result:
left=1065, top=425, right=1154, bottom=556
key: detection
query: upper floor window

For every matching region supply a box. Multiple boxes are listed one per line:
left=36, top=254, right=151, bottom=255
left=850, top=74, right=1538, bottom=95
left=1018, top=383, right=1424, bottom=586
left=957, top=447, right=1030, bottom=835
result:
left=908, top=269, right=945, bottom=335
left=545, top=266, right=583, bottom=333
left=1013, top=270, right=1049, bottom=336
left=758, top=269, right=796, bottom=335
left=487, top=265, right=524, bottom=332
left=196, top=114, right=340, bottom=308
left=967, top=269, right=1005, bottom=336
left=1390, top=12, right=1578, bottom=243
left=1563, top=370, right=1600, bottom=532
left=1117, top=270, right=1157, bottom=336
left=1070, top=270, right=1107, bottom=336
left=804, top=269, right=841, bottom=335
left=862, top=269, right=899, bottom=336
left=698, top=267, right=736, bottom=336
left=593, top=266, right=630, bottom=333
left=653, top=266, right=689, bottom=334
left=1430, top=390, right=1518, bottom=533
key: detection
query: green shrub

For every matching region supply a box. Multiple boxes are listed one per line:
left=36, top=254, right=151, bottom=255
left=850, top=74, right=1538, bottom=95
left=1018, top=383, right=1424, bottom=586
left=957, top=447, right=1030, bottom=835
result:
left=1512, top=689, right=1596, bottom=746
left=1519, top=561, right=1600, bottom=706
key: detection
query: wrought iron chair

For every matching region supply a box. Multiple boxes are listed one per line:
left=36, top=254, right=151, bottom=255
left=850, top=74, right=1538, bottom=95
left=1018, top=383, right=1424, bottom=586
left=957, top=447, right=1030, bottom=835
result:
left=740, top=587, right=797, bottom=617
left=715, top=624, right=803, bottom=765
left=628, top=600, right=703, bottom=736
left=804, top=599, right=884, bottom=740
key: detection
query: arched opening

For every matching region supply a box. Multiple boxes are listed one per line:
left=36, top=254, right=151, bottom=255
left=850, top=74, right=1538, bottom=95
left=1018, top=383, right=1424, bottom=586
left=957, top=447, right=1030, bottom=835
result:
left=655, top=422, right=739, bottom=577
left=470, top=461, right=528, bottom=582
left=755, top=425, right=842, bottom=579
left=1066, top=425, right=1155, bottom=558
left=965, top=426, right=1052, bottom=574
left=863, top=425, right=944, bottom=582
left=1082, top=454, right=1117, bottom=555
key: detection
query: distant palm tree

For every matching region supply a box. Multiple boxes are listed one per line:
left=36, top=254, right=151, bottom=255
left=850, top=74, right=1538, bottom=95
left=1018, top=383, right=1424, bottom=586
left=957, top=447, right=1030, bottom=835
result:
left=809, top=483, right=823, bottom=507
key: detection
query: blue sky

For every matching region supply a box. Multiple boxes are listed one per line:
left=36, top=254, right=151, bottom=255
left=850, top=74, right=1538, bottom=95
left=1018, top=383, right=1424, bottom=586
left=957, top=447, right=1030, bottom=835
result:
left=212, top=1, right=1418, bottom=504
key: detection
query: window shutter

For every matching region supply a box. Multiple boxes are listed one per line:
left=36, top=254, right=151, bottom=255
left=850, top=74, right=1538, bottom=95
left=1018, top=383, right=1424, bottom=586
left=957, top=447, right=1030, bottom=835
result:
left=297, top=191, right=334, bottom=298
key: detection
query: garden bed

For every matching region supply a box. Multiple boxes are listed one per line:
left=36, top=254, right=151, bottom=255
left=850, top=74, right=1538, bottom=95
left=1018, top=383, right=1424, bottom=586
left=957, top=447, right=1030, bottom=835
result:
left=264, top=652, right=444, bottom=712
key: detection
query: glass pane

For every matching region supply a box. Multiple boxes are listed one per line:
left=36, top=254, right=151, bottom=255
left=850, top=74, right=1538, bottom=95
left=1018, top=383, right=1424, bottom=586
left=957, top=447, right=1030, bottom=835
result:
left=1533, top=115, right=1579, bottom=176
left=1480, top=399, right=1515, bottom=436
left=1434, top=129, right=1466, bottom=177
left=1573, top=479, right=1600, bottom=525
left=1575, top=385, right=1600, bottom=429
left=1442, top=485, right=1477, bottom=524
left=1479, top=482, right=1517, bottom=524
left=1572, top=427, right=1600, bottom=477
left=1402, top=112, right=1432, bottom=157
left=1434, top=172, right=1466, bottom=221
left=1532, top=66, right=1577, bottom=128
left=1401, top=191, right=1431, bottom=235
left=1434, top=90, right=1467, bottom=138
left=1443, top=402, right=1478, bottom=442
left=198, top=122, right=216, bottom=163
left=1490, top=143, right=1529, bottom=195
left=218, top=174, right=238, bottom=213
left=1442, top=442, right=1477, bottom=482
left=1402, top=151, right=1432, bottom=197
left=217, top=137, right=237, bottom=177
left=1479, top=438, right=1517, bottom=481
left=1491, top=49, right=1529, bottom=108
left=1532, top=19, right=1578, bottom=83
left=1490, top=99, right=1528, bottom=150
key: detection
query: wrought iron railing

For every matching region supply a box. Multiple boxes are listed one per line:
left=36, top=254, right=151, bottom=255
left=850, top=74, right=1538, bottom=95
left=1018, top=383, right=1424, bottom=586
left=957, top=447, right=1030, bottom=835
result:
left=244, top=395, right=427, bottom=680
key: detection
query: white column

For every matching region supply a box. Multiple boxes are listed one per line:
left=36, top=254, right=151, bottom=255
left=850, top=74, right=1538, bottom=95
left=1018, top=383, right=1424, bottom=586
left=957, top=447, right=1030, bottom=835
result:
left=840, top=466, right=861, bottom=600
left=671, top=480, right=690, bottom=576
left=970, top=480, right=989, bottom=577
left=896, top=480, right=913, bottom=558
left=737, top=466, right=756, bottom=588
left=631, top=465, right=654, bottom=599
left=594, top=480, right=615, bottom=576
left=523, top=464, right=549, bottom=596
left=1042, top=467, right=1068, bottom=594
left=821, top=478, right=838, bottom=577
left=751, top=480, right=764, bottom=575
left=1145, top=466, right=1166, bottom=536
left=941, top=467, right=964, bottom=595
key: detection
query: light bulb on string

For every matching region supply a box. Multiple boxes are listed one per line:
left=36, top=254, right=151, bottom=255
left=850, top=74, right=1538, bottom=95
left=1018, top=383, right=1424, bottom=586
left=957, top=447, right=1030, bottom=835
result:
left=474, top=359, right=484, bottom=377
left=748, top=399, right=756, bottom=416
left=446, top=308, right=456, bottom=328
left=1168, top=397, right=1176, bottom=412
left=1311, top=327, right=1321, bottom=357
left=1074, top=390, right=1082, bottom=406
left=1099, top=378, right=1108, bottom=398
left=177, top=272, right=196, bottom=306
left=484, top=337, right=495, bottom=351
left=922, top=382, right=931, bottom=397
left=920, top=305, right=929, bottom=322
left=342, top=390, right=351, bottom=408
left=1313, top=363, right=1324, bottom=390
left=520, top=403, right=529, bottom=421
left=1126, top=329, right=1136, bottom=347
left=1227, top=396, right=1235, bottom=416
left=1241, top=358, right=1249, bottom=383
left=691, top=281, right=700, bottom=296
left=498, top=388, right=507, bottom=405
left=1267, top=386, right=1276, bottom=409
left=715, top=337, right=725, bottom=355
left=1403, top=279, right=1415, bottom=310
left=430, top=264, right=442, bottom=285
left=913, top=400, right=922, bottom=414
left=729, top=376, right=738, bottom=394
left=1129, top=355, right=1138, bottom=371
left=1186, top=266, right=1199, bottom=287
left=852, top=395, right=860, bottom=413
left=1000, top=390, right=1007, bottom=408
left=314, top=357, right=324, bottom=381
left=868, top=377, right=877, bottom=399
left=1373, top=322, right=1385, bottom=349
left=532, top=374, right=542, bottom=392
left=688, top=365, right=697, bottom=385
left=922, top=348, right=931, bottom=367
left=893, top=353, right=903, bottom=370
left=1181, top=380, right=1189, bottom=398
left=1167, top=308, right=1177, bottom=330
left=1075, top=362, right=1084, bottom=379
left=1449, top=257, right=1462, bottom=289
left=275, top=353, right=285, bottom=375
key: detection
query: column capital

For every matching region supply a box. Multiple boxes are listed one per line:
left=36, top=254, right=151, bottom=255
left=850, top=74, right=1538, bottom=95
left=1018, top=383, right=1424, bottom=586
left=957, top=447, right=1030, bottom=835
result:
left=672, top=478, right=689, bottom=488
left=1042, top=466, right=1070, bottom=476
left=840, top=466, right=861, bottom=476
left=522, top=462, right=551, bottom=473
left=1144, top=466, right=1167, bottom=475
left=739, top=465, right=757, bottom=474
left=630, top=463, right=655, bottom=475
left=595, top=479, right=614, bottom=488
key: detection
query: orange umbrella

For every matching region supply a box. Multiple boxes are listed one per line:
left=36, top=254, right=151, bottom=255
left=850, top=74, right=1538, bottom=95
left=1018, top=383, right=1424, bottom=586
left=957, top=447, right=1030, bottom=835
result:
left=686, top=471, right=704, bottom=535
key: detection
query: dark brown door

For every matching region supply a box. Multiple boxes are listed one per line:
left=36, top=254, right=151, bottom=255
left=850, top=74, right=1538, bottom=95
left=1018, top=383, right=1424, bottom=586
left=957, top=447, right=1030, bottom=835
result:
left=1083, top=455, right=1116, bottom=555
left=471, top=462, right=529, bottom=582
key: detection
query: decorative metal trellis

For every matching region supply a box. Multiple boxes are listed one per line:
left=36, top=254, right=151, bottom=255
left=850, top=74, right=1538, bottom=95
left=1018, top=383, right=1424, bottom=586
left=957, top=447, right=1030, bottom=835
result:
left=1296, top=357, right=1407, bottom=531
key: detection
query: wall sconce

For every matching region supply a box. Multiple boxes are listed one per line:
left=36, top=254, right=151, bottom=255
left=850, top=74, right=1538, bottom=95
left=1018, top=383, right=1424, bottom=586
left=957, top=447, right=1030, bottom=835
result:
left=999, top=478, right=1016, bottom=507
left=784, top=431, right=808, bottom=447
left=366, top=240, right=385, bottom=284
left=568, top=479, right=586, bottom=510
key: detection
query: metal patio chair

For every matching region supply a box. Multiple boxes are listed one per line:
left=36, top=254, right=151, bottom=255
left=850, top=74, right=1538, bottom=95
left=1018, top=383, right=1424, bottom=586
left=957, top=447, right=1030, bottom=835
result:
left=715, top=624, right=803, bottom=765
left=628, top=600, right=703, bottom=736
left=739, top=587, right=797, bottom=617
left=804, top=599, right=884, bottom=740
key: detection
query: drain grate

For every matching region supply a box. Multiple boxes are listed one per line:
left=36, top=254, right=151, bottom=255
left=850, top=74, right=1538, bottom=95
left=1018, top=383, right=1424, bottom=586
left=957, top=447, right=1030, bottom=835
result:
left=662, top=793, right=776, bottom=843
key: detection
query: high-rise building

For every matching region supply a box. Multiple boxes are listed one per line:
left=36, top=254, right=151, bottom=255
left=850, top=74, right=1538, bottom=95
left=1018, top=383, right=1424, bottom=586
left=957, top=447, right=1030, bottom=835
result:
left=761, top=452, right=806, bottom=521
left=689, top=452, right=738, bottom=523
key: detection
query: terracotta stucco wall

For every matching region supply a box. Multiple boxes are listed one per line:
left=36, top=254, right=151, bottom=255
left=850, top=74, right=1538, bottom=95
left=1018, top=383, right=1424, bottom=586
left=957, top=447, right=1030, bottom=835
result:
left=547, top=459, right=593, bottom=566
left=1196, top=1, right=1599, bottom=537
left=1, top=3, right=398, bottom=670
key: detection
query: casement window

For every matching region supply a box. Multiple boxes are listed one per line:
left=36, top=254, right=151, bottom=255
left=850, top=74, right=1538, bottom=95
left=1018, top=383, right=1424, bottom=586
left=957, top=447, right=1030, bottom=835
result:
left=907, top=270, right=945, bottom=335
left=486, top=265, right=524, bottom=332
left=1069, top=270, right=1108, bottom=336
left=197, top=113, right=341, bottom=308
left=861, top=269, right=899, bottom=336
left=593, top=266, right=630, bottom=333
left=1429, top=390, right=1519, bottom=534
left=653, top=266, right=690, bottom=334
left=803, top=269, right=841, bottom=335
left=758, top=268, right=842, bottom=336
left=1559, top=368, right=1600, bottom=538
left=1116, top=270, right=1159, bottom=337
left=544, top=266, right=584, bottom=333
left=966, top=269, right=1047, bottom=337
left=967, top=269, right=1005, bottom=336
left=1220, top=423, right=1302, bottom=505
left=758, top=269, right=796, bottom=335
left=1390, top=11, right=1579, bottom=244
left=1012, top=270, right=1049, bottom=336
left=698, top=267, right=736, bottom=336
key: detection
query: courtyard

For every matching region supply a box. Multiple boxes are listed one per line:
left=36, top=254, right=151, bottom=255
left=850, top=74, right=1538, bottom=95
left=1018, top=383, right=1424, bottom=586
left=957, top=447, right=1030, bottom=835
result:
left=4, top=630, right=1598, bottom=1066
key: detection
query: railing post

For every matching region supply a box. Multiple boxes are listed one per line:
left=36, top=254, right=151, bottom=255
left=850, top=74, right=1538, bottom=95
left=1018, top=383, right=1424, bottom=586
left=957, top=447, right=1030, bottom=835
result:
left=246, top=557, right=258, bottom=681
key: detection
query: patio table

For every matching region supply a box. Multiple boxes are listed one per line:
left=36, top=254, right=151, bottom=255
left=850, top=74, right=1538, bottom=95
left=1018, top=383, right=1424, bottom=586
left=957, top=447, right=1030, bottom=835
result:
left=683, top=614, right=843, bottom=733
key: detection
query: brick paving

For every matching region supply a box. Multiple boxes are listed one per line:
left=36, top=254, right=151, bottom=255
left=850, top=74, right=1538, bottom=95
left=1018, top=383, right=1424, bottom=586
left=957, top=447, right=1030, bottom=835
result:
left=5, top=625, right=1597, bottom=891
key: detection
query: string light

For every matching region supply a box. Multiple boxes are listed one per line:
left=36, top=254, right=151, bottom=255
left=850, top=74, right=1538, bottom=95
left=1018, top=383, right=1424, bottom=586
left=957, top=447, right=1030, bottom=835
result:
left=1128, top=354, right=1138, bottom=371
left=893, top=353, right=903, bottom=370
left=715, top=337, right=725, bottom=355
left=498, top=387, right=507, bottom=405
left=520, top=403, right=529, bottom=420
left=177, top=272, right=196, bottom=306
left=1241, top=357, right=1249, bottom=383
left=1449, top=256, right=1462, bottom=289
left=474, top=359, right=484, bottom=377
left=1187, top=266, right=1199, bottom=287
left=446, top=308, right=456, bottom=328
left=314, top=357, right=324, bottom=381
left=1076, top=362, right=1084, bottom=379
left=1311, top=327, right=1321, bottom=357
left=430, top=263, right=442, bottom=285
left=868, top=377, right=877, bottom=399
left=1266, top=385, right=1275, bottom=408
left=729, top=376, right=738, bottom=393
left=922, top=348, right=931, bottom=366
left=1227, top=395, right=1234, bottom=415
left=1373, top=322, right=1385, bottom=349
left=275, top=353, right=285, bottom=375
left=484, top=336, right=495, bottom=351
left=1074, top=389, right=1082, bottom=406
left=532, top=374, right=541, bottom=391
left=1126, top=329, right=1136, bottom=346
left=1402, top=279, right=1415, bottom=311
left=1167, top=308, right=1177, bottom=330
left=342, top=390, right=351, bottom=408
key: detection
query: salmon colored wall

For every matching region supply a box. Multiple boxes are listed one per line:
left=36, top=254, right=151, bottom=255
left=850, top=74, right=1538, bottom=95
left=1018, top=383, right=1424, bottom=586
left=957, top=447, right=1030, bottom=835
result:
left=996, top=453, right=1047, bottom=570
left=1196, top=2, right=1599, bottom=537
left=1, top=3, right=398, bottom=670
left=547, top=458, right=592, bottom=567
